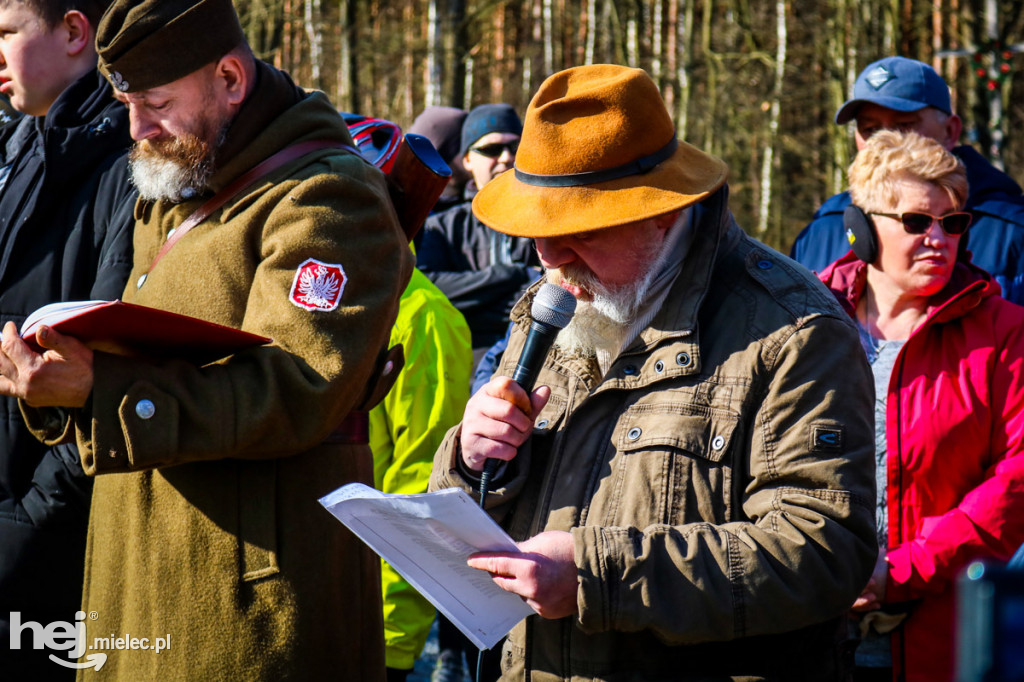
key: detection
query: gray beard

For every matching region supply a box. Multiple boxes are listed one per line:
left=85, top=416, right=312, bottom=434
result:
left=552, top=237, right=673, bottom=359
left=129, top=154, right=213, bottom=203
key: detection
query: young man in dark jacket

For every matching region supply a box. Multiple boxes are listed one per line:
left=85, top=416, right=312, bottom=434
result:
left=790, top=56, right=1024, bottom=305
left=0, top=1, right=135, bottom=678
left=417, top=103, right=540, bottom=368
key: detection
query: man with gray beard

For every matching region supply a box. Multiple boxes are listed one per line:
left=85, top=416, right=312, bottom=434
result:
left=430, top=64, right=878, bottom=681
left=0, top=0, right=411, bottom=678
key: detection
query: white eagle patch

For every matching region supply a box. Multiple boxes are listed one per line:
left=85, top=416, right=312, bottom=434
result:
left=289, top=259, right=346, bottom=312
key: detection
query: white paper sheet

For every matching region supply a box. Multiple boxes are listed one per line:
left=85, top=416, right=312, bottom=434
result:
left=318, top=483, right=533, bottom=650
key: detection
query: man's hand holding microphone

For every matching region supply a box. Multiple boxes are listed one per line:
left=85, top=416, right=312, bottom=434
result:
left=460, top=283, right=581, bottom=619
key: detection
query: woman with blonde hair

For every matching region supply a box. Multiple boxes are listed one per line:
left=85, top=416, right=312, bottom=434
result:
left=818, top=129, right=1024, bottom=682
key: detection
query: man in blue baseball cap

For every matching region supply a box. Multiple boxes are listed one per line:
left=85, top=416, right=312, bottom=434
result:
left=791, top=56, right=1024, bottom=304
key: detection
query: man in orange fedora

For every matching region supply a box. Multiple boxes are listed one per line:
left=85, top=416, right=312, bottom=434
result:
left=430, top=64, right=877, bottom=681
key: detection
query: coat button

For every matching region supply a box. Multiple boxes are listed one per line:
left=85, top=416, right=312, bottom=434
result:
left=623, top=365, right=639, bottom=376
left=712, top=435, right=725, bottom=451
left=536, top=419, right=549, bottom=429
left=136, top=273, right=147, bottom=289
left=135, top=399, right=156, bottom=420
left=627, top=427, right=642, bottom=441
left=654, top=360, right=665, bottom=373
left=676, top=352, right=691, bottom=367
left=758, top=259, right=773, bottom=270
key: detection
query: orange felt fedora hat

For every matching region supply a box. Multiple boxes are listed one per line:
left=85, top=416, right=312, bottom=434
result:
left=472, top=64, right=728, bottom=237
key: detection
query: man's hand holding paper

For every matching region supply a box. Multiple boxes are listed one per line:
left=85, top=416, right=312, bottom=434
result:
left=468, top=530, right=579, bottom=619
left=0, top=321, right=94, bottom=407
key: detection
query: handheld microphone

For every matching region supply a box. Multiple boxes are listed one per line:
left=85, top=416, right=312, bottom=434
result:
left=479, top=283, right=576, bottom=507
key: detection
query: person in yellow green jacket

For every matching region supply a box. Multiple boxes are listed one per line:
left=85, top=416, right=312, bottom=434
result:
left=370, top=265, right=472, bottom=682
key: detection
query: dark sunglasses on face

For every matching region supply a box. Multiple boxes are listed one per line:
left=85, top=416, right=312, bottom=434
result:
left=870, top=210, right=973, bottom=236
left=470, top=141, right=520, bottom=158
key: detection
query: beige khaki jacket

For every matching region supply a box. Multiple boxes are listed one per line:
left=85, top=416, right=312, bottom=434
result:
left=25, top=65, right=412, bottom=680
left=431, top=189, right=877, bottom=681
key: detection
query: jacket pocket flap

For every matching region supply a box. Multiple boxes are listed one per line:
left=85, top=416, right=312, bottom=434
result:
left=615, top=405, right=739, bottom=463
left=532, top=392, right=567, bottom=434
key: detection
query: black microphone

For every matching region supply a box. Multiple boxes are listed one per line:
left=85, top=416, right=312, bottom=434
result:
left=479, top=283, right=576, bottom=507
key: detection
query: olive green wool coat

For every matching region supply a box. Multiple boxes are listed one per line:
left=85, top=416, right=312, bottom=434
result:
left=25, top=65, right=412, bottom=680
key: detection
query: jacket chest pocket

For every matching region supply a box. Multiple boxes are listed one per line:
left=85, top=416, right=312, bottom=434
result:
left=591, top=405, right=739, bottom=528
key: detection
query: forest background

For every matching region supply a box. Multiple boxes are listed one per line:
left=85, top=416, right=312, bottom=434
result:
left=236, top=0, right=1024, bottom=253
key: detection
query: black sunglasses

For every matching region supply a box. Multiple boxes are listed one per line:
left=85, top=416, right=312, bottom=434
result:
left=870, top=211, right=973, bottom=236
left=470, top=141, right=519, bottom=158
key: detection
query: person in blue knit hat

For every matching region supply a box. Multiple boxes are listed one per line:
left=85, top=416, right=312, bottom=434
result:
left=417, top=103, right=541, bottom=376
left=791, top=56, right=1024, bottom=305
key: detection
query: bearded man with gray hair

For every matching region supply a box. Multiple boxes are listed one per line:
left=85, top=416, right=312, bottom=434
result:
left=431, top=64, right=878, bottom=681
left=0, top=0, right=412, bottom=678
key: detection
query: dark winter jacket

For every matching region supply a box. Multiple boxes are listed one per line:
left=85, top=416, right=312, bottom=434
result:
left=416, top=200, right=539, bottom=353
left=0, top=70, right=135, bottom=679
left=790, top=145, right=1024, bottom=305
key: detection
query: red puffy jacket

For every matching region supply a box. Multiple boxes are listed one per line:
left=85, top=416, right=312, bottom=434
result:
left=820, top=254, right=1024, bottom=682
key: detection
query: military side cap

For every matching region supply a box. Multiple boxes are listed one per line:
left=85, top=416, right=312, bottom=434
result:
left=97, top=0, right=246, bottom=93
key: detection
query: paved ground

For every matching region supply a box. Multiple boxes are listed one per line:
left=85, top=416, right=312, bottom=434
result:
left=408, top=618, right=439, bottom=682
left=409, top=617, right=473, bottom=682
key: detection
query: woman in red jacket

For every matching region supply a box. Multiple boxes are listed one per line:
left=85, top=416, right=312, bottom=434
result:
left=818, top=129, right=1024, bottom=682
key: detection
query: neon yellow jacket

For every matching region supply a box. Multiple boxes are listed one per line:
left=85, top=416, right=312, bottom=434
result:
left=370, top=266, right=472, bottom=670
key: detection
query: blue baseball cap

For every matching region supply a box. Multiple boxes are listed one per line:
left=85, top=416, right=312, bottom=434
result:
left=835, top=56, right=952, bottom=124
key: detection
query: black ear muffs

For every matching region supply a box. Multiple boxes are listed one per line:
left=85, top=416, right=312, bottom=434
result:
left=843, top=205, right=878, bottom=263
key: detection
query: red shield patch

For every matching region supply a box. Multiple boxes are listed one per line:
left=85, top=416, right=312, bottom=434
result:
left=289, top=258, right=346, bottom=312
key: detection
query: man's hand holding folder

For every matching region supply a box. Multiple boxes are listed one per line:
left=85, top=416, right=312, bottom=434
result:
left=0, top=299, right=270, bottom=407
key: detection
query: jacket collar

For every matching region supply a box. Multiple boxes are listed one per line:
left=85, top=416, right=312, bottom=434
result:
left=819, top=251, right=999, bottom=327
left=207, top=61, right=356, bottom=195
left=212, top=60, right=304, bottom=179
left=627, top=186, right=739, bottom=352
left=37, top=70, right=132, bottom=185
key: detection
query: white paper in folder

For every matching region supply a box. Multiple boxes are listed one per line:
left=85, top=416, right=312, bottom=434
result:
left=318, top=483, right=534, bottom=650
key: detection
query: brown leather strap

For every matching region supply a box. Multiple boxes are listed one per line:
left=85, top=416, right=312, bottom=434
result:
left=323, top=410, right=370, bottom=445
left=147, top=139, right=362, bottom=273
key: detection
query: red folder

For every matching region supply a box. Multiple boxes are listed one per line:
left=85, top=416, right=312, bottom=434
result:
left=20, top=300, right=270, bottom=363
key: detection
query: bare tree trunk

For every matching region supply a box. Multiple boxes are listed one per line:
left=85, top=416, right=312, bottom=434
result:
left=652, top=0, right=664, bottom=86
left=402, top=2, right=414, bottom=121
left=827, top=0, right=853, bottom=195
left=885, top=0, right=899, bottom=52
left=585, top=0, right=597, bottom=64
left=523, top=0, right=542, bottom=98
left=304, top=0, right=323, bottom=89
left=758, top=0, right=786, bottom=235
left=543, top=0, right=554, bottom=77
left=982, top=0, right=1005, bottom=168
left=426, top=0, right=443, bottom=107
left=450, top=0, right=468, bottom=108
left=337, top=0, right=356, bottom=111
left=492, top=4, right=507, bottom=100
left=701, top=0, right=718, bottom=155
left=664, top=0, right=677, bottom=113
left=677, top=0, right=694, bottom=137
left=627, top=2, right=639, bottom=67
